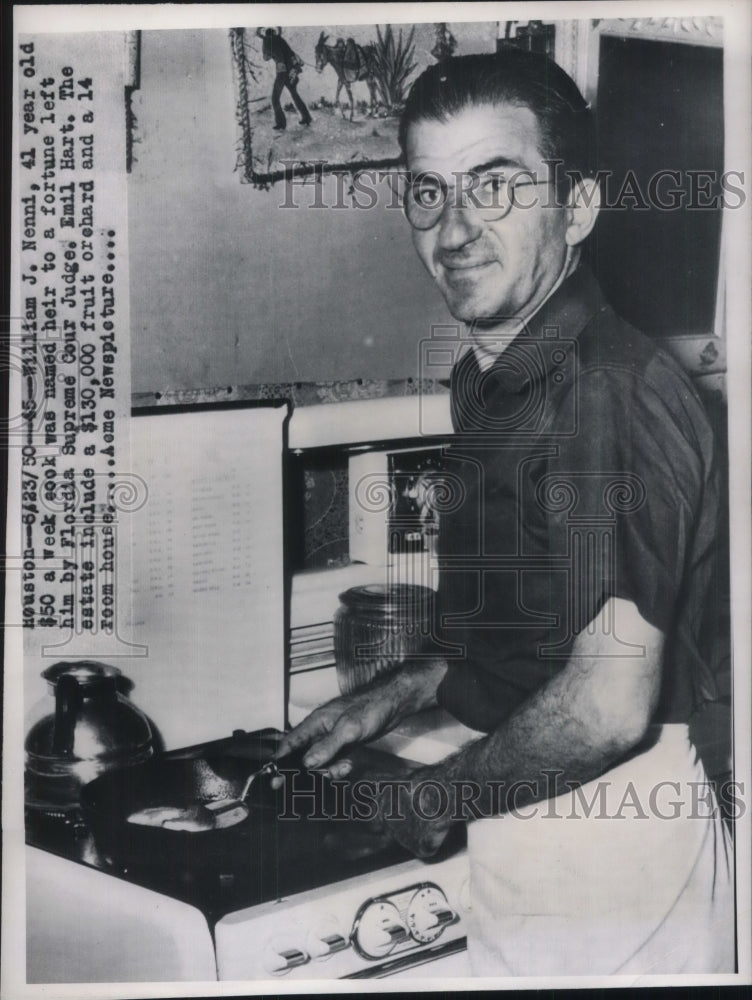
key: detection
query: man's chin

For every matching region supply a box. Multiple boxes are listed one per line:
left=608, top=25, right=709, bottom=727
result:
left=444, top=299, right=508, bottom=325
left=445, top=305, right=476, bottom=324
left=439, top=286, right=513, bottom=326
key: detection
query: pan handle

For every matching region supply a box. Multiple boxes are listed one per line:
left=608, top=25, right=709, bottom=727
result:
left=239, top=761, right=278, bottom=801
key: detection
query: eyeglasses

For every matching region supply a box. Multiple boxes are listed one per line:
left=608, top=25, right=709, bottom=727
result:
left=403, top=171, right=557, bottom=230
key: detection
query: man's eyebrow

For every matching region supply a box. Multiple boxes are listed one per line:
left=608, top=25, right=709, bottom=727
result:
left=469, top=156, right=527, bottom=174
left=408, top=155, right=530, bottom=180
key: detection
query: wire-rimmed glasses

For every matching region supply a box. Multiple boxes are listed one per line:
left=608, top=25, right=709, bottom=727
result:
left=403, top=170, right=557, bottom=230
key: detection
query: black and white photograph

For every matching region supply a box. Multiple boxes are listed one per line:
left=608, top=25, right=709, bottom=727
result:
left=3, top=2, right=751, bottom=994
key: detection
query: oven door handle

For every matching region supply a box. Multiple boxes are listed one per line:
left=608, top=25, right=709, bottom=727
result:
left=341, top=936, right=467, bottom=979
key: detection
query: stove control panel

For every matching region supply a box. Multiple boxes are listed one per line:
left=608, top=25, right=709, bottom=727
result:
left=352, top=883, right=457, bottom=960
left=215, top=854, right=470, bottom=979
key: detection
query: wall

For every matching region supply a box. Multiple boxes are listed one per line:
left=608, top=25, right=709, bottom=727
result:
left=127, top=29, right=454, bottom=393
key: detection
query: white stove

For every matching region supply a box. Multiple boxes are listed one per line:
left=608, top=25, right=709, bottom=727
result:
left=26, top=711, right=475, bottom=983
left=26, top=847, right=472, bottom=983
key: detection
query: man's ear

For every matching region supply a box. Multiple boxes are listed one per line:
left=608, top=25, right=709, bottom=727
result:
left=565, top=177, right=600, bottom=247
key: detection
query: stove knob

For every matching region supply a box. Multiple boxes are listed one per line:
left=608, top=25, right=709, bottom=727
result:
left=307, top=915, right=350, bottom=960
left=406, top=886, right=457, bottom=944
left=352, top=900, right=410, bottom=960
left=383, top=924, right=410, bottom=944
left=309, top=932, right=349, bottom=959
left=263, top=945, right=310, bottom=975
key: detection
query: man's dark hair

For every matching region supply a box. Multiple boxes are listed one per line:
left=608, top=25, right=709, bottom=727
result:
left=398, top=48, right=595, bottom=181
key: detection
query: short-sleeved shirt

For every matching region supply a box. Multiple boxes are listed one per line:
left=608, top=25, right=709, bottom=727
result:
left=435, top=266, right=721, bottom=731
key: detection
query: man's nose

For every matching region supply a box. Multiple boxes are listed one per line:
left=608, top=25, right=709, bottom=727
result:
left=436, top=202, right=483, bottom=251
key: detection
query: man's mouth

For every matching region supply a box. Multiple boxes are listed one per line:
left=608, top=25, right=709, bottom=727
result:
left=441, top=259, right=497, bottom=273
left=442, top=260, right=497, bottom=286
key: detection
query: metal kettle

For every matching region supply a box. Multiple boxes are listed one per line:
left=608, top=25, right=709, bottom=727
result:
left=24, top=660, right=154, bottom=813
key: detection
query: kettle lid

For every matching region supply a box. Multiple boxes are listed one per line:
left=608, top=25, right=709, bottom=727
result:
left=41, top=660, right=122, bottom=690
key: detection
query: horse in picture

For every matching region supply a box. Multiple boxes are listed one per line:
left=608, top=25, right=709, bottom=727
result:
left=315, top=33, right=378, bottom=119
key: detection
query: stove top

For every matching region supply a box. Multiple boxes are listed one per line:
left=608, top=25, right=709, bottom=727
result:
left=26, top=728, right=466, bottom=926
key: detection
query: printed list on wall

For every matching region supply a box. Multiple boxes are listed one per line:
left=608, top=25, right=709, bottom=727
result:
left=13, top=34, right=134, bottom=674
left=122, top=405, right=289, bottom=750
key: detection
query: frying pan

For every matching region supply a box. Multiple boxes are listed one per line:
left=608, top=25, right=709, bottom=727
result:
left=80, top=751, right=318, bottom=872
left=80, top=732, right=448, bottom=878
left=79, top=745, right=466, bottom=906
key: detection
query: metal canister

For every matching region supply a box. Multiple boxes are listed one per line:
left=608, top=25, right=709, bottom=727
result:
left=333, top=583, right=434, bottom=695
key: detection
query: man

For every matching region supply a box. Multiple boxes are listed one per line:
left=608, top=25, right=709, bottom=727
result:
left=260, top=28, right=312, bottom=131
left=277, top=49, right=733, bottom=975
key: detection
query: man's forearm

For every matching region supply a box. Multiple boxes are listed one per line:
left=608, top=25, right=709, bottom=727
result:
left=418, top=672, right=632, bottom=817
left=393, top=602, right=660, bottom=828
left=414, top=602, right=662, bottom=817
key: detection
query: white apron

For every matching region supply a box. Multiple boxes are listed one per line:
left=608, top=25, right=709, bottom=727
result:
left=466, top=725, right=735, bottom=976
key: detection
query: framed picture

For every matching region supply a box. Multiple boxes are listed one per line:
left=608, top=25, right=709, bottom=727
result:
left=230, top=21, right=499, bottom=186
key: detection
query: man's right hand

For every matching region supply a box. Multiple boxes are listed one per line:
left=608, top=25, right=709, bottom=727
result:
left=274, top=684, right=401, bottom=780
left=274, top=658, right=447, bottom=781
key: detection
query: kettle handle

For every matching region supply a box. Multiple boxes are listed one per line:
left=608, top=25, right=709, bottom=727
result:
left=52, top=674, right=81, bottom=756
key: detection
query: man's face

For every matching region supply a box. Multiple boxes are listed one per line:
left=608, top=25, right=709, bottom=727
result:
left=405, top=102, right=570, bottom=324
